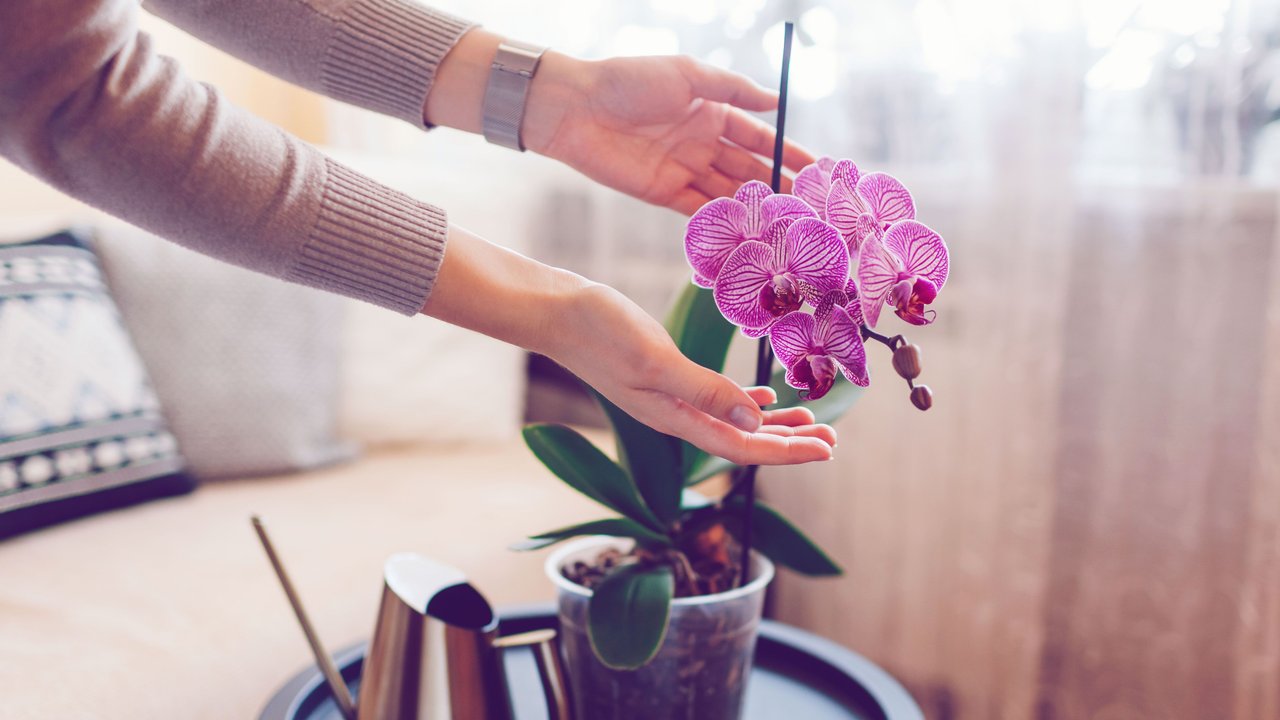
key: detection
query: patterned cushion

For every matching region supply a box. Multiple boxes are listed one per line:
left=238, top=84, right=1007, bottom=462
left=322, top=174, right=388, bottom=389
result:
left=0, top=229, right=193, bottom=539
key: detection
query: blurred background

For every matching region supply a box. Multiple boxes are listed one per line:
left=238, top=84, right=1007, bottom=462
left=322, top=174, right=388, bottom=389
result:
left=7, top=0, right=1280, bottom=717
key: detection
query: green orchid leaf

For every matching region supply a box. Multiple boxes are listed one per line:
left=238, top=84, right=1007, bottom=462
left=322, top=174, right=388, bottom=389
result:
left=725, top=498, right=843, bottom=576
left=511, top=518, right=672, bottom=552
left=588, top=563, right=674, bottom=670
left=685, top=370, right=865, bottom=486
left=590, top=390, right=683, bottom=526
left=522, top=424, right=665, bottom=532
left=664, top=285, right=736, bottom=374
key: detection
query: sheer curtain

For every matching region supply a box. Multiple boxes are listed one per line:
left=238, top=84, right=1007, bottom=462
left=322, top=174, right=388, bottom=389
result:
left=326, top=3, right=1280, bottom=718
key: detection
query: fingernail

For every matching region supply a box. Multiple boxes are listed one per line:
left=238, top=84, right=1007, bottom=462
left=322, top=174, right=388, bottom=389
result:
left=730, top=405, right=762, bottom=432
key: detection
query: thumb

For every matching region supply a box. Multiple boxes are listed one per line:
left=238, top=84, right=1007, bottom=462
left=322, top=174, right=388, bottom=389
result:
left=680, top=57, right=778, bottom=112
left=662, top=359, right=765, bottom=433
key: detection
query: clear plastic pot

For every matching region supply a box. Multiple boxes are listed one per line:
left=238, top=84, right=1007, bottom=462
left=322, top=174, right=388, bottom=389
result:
left=546, top=536, right=774, bottom=720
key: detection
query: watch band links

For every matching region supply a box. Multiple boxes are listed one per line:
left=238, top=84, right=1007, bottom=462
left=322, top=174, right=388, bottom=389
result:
left=482, top=41, right=547, bottom=151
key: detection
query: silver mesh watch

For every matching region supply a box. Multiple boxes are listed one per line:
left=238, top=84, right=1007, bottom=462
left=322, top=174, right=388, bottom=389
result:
left=482, top=41, right=547, bottom=151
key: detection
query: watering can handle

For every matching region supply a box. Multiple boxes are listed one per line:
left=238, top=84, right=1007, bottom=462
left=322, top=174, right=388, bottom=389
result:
left=492, top=629, right=573, bottom=720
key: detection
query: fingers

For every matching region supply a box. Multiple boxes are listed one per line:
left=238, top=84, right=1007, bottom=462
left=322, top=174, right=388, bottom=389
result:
left=761, top=406, right=816, bottom=426
left=723, top=111, right=817, bottom=173
left=713, top=140, right=773, bottom=187
left=691, top=170, right=740, bottom=202
left=669, top=187, right=714, bottom=216
left=681, top=57, right=778, bottom=111
left=654, top=395, right=833, bottom=466
left=659, top=362, right=764, bottom=432
left=744, top=386, right=778, bottom=407
left=759, top=423, right=838, bottom=446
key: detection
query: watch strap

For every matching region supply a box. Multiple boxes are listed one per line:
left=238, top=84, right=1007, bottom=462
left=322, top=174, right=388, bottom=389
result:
left=482, top=41, right=547, bottom=151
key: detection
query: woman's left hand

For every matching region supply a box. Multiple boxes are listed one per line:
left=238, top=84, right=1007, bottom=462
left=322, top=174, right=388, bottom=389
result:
left=523, top=53, right=816, bottom=215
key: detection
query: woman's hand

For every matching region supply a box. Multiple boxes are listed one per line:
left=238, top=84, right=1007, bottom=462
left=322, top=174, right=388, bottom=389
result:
left=543, top=284, right=836, bottom=466
left=423, top=226, right=836, bottom=466
left=523, top=53, right=815, bottom=215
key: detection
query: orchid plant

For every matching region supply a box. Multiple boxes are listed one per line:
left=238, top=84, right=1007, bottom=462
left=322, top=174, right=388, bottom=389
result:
left=517, top=155, right=950, bottom=670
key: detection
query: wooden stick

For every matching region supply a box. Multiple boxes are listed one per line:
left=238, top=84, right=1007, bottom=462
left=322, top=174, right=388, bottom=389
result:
left=251, top=516, right=356, bottom=720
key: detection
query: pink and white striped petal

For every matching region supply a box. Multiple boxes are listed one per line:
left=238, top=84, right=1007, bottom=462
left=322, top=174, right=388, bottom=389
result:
left=684, top=197, right=748, bottom=283
left=793, top=157, right=836, bottom=219
left=883, top=220, right=949, bottom=291
left=783, top=218, right=849, bottom=296
left=821, top=305, right=869, bottom=387
left=842, top=278, right=866, bottom=327
left=856, top=172, right=916, bottom=226
left=761, top=193, right=819, bottom=229
left=826, top=178, right=871, bottom=249
left=831, top=159, right=860, bottom=186
left=714, top=241, right=779, bottom=330
left=768, top=311, right=816, bottom=372
left=761, top=217, right=795, bottom=257
left=857, top=232, right=907, bottom=328
left=734, top=180, right=774, bottom=238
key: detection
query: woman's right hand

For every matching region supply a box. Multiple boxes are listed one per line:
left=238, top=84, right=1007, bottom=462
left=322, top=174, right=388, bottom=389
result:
left=544, top=284, right=836, bottom=466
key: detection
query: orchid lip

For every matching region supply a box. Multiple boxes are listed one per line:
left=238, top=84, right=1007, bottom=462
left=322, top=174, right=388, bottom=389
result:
left=760, top=274, right=804, bottom=316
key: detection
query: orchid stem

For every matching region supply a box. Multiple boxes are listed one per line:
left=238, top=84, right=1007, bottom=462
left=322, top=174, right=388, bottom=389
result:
left=861, top=324, right=898, bottom=350
left=739, top=19, right=794, bottom=590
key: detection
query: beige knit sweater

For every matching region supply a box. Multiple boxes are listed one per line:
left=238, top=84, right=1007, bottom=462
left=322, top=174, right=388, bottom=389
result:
left=0, top=0, right=476, bottom=315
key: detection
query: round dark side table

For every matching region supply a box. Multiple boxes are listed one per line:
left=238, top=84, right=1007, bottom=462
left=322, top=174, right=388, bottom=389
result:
left=260, top=603, right=923, bottom=720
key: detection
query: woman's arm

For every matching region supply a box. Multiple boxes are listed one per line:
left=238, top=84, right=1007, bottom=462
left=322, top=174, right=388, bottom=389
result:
left=144, top=0, right=815, bottom=214
left=424, top=227, right=836, bottom=466
left=0, top=0, right=836, bottom=464
left=142, top=0, right=475, bottom=130
left=0, top=0, right=443, bottom=316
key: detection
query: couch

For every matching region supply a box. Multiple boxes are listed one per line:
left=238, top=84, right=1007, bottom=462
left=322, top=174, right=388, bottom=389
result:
left=0, top=145, right=607, bottom=719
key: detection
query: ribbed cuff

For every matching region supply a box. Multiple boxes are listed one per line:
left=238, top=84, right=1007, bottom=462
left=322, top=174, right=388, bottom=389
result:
left=287, top=159, right=448, bottom=315
left=321, top=0, right=476, bottom=129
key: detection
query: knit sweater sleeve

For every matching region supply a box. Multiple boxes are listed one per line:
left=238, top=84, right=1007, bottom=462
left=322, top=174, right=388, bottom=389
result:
left=0, top=0, right=474, bottom=315
left=142, top=0, right=475, bottom=129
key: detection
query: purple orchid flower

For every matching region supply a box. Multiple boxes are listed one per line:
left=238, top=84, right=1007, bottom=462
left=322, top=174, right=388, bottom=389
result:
left=858, top=220, right=950, bottom=327
left=684, top=180, right=816, bottom=288
left=713, top=216, right=849, bottom=334
left=826, top=169, right=915, bottom=260
left=769, top=298, right=868, bottom=401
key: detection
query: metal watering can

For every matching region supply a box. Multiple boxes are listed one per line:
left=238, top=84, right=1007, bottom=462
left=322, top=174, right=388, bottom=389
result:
left=357, top=553, right=573, bottom=720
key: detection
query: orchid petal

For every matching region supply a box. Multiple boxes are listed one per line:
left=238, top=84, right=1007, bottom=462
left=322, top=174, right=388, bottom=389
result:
left=742, top=323, right=772, bottom=339
left=692, top=271, right=715, bottom=289
left=714, top=241, right=778, bottom=329
left=883, top=220, right=949, bottom=291
left=782, top=218, right=849, bottom=296
left=857, top=232, right=906, bottom=328
left=793, top=157, right=835, bottom=219
left=856, top=172, right=915, bottom=226
left=826, top=178, right=870, bottom=249
left=761, top=193, right=818, bottom=229
left=684, top=197, right=747, bottom=283
left=762, top=216, right=796, bottom=257
left=822, top=305, right=869, bottom=387
left=734, top=180, right=773, bottom=238
left=768, top=311, right=816, bottom=373
left=831, top=159, right=860, bottom=186
left=842, top=278, right=866, bottom=327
